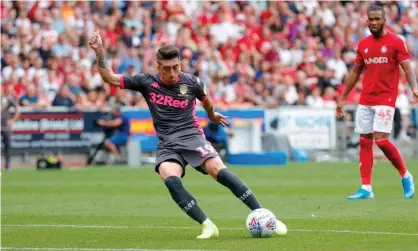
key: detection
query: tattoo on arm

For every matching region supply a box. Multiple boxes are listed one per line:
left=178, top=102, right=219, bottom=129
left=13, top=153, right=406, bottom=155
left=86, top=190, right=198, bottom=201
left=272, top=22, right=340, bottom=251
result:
left=96, top=53, right=120, bottom=86
left=98, top=54, right=108, bottom=69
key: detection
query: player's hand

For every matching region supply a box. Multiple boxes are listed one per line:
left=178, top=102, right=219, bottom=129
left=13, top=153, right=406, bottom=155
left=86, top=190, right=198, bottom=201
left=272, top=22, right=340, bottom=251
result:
left=209, top=112, right=229, bottom=127
left=336, top=99, right=345, bottom=118
left=88, top=30, right=103, bottom=52
left=411, top=90, right=418, bottom=106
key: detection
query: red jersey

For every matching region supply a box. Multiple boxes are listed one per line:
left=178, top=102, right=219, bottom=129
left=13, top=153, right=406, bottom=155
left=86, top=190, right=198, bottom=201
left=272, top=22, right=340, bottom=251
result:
left=355, top=32, right=410, bottom=107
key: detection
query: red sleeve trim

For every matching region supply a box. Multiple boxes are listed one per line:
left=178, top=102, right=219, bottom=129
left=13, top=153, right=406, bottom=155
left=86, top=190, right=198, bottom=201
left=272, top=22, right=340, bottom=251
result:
left=119, top=75, right=125, bottom=89
left=399, top=59, right=410, bottom=64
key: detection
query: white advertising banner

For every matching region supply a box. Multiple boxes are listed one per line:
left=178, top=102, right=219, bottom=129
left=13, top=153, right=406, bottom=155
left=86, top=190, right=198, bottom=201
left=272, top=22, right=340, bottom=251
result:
left=265, top=108, right=337, bottom=150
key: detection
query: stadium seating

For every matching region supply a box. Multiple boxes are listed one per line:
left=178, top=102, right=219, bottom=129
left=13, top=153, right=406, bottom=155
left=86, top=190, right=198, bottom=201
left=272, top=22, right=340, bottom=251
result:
left=1, top=1, right=417, bottom=112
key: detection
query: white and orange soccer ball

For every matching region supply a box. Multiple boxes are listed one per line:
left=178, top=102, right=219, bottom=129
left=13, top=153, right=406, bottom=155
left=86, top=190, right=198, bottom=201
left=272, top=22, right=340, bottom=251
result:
left=246, top=208, right=287, bottom=238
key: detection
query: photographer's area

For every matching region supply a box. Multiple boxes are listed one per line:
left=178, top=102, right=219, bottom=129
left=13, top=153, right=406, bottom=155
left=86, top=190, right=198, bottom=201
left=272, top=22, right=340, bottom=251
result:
left=4, top=106, right=126, bottom=170
left=4, top=105, right=418, bottom=170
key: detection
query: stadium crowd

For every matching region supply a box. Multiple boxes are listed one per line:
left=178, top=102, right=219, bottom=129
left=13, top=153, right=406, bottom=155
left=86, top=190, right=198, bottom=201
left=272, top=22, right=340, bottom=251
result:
left=1, top=1, right=417, bottom=117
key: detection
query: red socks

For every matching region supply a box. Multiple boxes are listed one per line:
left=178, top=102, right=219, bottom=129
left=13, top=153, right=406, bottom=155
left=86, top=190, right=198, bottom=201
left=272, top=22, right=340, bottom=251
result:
left=358, top=137, right=408, bottom=187
left=359, top=137, right=374, bottom=185
left=375, top=139, right=407, bottom=177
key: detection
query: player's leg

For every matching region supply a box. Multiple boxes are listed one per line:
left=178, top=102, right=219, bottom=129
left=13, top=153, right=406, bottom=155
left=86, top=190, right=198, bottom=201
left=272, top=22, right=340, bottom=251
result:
left=184, top=138, right=286, bottom=236
left=204, top=156, right=262, bottom=211
left=183, top=137, right=261, bottom=210
left=182, top=139, right=262, bottom=210
left=155, top=149, right=218, bottom=239
left=348, top=105, right=375, bottom=200
left=372, top=106, right=414, bottom=199
left=1, top=131, right=11, bottom=171
left=202, top=155, right=287, bottom=236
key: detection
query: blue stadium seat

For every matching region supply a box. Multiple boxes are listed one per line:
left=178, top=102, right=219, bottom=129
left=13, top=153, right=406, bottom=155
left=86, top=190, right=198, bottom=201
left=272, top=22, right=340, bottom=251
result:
left=131, top=135, right=158, bottom=152
left=227, top=152, right=287, bottom=166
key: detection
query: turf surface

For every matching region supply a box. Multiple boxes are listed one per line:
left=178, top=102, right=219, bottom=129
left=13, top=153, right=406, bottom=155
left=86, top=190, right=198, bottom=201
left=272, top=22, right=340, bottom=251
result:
left=2, top=161, right=418, bottom=251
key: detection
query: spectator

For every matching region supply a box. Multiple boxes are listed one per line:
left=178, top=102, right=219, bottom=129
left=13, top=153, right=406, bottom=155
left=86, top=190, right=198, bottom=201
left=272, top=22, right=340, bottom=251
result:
left=0, top=0, right=416, bottom=113
left=52, top=85, right=75, bottom=108
left=2, top=55, right=24, bottom=81
left=293, top=89, right=307, bottom=106
left=19, top=82, right=43, bottom=108
left=306, top=86, right=324, bottom=108
left=66, top=74, right=83, bottom=96
left=326, top=49, right=348, bottom=82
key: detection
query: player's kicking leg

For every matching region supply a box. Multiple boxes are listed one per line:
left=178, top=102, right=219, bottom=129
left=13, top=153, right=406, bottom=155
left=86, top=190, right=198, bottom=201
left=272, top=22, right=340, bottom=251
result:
left=157, top=160, right=219, bottom=239
left=203, top=157, right=262, bottom=210
left=375, top=133, right=415, bottom=199
left=202, top=156, right=285, bottom=236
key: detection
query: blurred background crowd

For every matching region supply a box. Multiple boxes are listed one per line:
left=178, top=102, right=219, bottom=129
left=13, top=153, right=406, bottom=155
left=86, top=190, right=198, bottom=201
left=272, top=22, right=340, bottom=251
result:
left=1, top=1, right=418, bottom=125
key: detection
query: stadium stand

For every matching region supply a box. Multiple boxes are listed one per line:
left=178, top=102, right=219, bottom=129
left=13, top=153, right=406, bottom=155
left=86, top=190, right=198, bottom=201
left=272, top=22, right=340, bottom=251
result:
left=1, top=1, right=418, bottom=142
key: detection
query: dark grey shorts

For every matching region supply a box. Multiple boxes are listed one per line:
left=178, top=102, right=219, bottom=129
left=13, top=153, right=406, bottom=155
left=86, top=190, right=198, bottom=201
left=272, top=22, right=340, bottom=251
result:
left=155, top=136, right=218, bottom=178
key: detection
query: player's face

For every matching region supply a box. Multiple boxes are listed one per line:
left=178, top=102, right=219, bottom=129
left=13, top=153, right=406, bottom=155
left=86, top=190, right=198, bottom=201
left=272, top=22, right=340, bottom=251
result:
left=367, top=11, right=385, bottom=36
left=157, top=59, right=181, bottom=84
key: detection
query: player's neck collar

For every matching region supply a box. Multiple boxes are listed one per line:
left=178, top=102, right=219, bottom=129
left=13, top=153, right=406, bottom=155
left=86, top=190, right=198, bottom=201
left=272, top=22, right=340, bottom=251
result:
left=373, top=30, right=387, bottom=39
left=159, top=74, right=180, bottom=86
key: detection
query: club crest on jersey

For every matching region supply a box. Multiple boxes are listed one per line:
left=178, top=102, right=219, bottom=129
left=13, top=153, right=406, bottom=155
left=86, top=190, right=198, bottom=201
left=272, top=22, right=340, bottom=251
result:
left=381, top=46, right=387, bottom=53
left=364, top=48, right=368, bottom=53
left=180, top=84, right=188, bottom=94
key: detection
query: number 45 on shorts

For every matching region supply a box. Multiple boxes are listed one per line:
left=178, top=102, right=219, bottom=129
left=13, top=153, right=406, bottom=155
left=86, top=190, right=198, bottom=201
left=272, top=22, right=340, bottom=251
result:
left=377, top=108, right=393, bottom=121
left=355, top=105, right=395, bottom=134
left=374, top=106, right=394, bottom=133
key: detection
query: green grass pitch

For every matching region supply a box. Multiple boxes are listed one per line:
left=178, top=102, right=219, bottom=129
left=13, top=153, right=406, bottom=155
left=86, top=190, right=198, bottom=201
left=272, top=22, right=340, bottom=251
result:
left=2, top=161, right=418, bottom=251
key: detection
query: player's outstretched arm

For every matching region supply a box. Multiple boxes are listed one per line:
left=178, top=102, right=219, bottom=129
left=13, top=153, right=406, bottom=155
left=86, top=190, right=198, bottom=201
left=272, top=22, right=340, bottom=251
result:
left=336, top=64, right=364, bottom=117
left=202, top=95, right=228, bottom=127
left=400, top=61, right=418, bottom=105
left=88, top=30, right=121, bottom=87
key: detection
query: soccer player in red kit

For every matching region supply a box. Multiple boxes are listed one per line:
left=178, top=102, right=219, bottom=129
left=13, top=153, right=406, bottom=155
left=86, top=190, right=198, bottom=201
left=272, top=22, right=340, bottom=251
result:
left=337, top=5, right=418, bottom=199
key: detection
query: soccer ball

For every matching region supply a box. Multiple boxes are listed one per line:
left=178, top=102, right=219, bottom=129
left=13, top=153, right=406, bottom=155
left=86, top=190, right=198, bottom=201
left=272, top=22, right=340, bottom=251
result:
left=246, top=208, right=278, bottom=238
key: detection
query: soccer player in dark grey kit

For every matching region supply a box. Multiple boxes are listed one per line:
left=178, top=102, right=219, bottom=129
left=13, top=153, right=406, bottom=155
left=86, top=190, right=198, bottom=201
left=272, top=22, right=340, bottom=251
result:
left=88, top=30, right=284, bottom=238
left=1, top=84, right=20, bottom=171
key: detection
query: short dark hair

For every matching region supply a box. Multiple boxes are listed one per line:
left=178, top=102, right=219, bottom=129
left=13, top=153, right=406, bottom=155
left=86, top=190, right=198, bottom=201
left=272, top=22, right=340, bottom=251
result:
left=367, top=5, right=385, bottom=17
left=156, top=45, right=180, bottom=61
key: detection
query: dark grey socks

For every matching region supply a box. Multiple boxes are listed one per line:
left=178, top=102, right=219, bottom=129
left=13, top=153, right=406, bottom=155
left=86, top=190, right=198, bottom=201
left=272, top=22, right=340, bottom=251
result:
left=216, top=168, right=262, bottom=210
left=164, top=176, right=207, bottom=224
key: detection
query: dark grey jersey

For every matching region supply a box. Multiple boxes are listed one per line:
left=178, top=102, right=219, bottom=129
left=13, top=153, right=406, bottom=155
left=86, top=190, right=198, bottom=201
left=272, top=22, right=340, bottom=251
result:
left=1, top=95, right=17, bottom=131
left=121, top=72, right=207, bottom=143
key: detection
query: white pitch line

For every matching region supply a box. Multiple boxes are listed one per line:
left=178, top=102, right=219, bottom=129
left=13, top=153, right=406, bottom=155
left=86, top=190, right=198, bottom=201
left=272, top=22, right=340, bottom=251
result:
left=3, top=224, right=418, bottom=236
left=1, top=248, right=229, bottom=251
